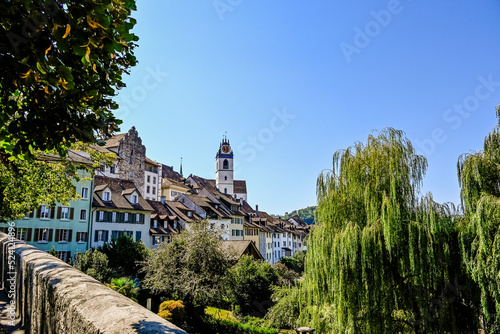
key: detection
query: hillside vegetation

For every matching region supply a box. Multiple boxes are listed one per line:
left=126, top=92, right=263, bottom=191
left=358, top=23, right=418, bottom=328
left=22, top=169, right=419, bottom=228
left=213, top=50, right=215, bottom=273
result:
left=284, top=206, right=315, bottom=225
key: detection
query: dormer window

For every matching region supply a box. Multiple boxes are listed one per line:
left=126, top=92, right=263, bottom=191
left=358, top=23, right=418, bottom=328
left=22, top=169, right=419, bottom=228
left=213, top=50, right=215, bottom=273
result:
left=103, top=191, right=111, bottom=201
left=187, top=211, right=193, bottom=218
left=132, top=195, right=138, bottom=204
left=153, top=220, right=158, bottom=228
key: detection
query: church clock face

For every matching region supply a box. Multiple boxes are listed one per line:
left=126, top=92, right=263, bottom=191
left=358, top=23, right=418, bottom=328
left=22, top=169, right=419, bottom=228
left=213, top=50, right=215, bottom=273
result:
left=222, top=144, right=230, bottom=153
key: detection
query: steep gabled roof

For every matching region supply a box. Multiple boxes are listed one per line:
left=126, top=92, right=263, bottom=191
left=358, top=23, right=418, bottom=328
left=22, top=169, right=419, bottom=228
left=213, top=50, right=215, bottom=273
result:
left=165, top=200, right=201, bottom=222
left=234, top=180, right=247, bottom=194
left=162, top=164, right=184, bottom=182
left=221, top=240, right=264, bottom=261
left=93, top=176, right=153, bottom=212
left=103, top=133, right=127, bottom=148
left=145, top=156, right=161, bottom=166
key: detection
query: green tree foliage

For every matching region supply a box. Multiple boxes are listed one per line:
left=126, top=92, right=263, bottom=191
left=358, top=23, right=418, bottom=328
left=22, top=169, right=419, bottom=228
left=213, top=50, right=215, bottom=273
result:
left=0, top=155, right=86, bottom=221
left=272, top=261, right=299, bottom=287
left=0, top=0, right=138, bottom=162
left=48, top=245, right=57, bottom=256
left=265, top=286, right=303, bottom=330
left=225, top=255, right=278, bottom=316
left=74, top=248, right=112, bottom=283
left=107, top=277, right=139, bottom=302
left=141, top=223, right=230, bottom=309
left=272, top=128, right=476, bottom=333
left=100, top=234, right=149, bottom=277
left=458, top=106, right=500, bottom=331
left=284, top=206, right=316, bottom=225
left=279, top=250, right=306, bottom=275
left=158, top=300, right=185, bottom=324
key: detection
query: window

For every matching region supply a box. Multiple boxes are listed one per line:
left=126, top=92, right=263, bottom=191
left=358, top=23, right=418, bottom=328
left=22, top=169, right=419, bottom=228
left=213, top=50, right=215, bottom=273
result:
left=98, top=211, right=104, bottom=222
left=112, top=212, right=117, bottom=222
left=110, top=164, right=115, bottom=173
left=132, top=195, right=138, bottom=204
left=124, top=213, right=129, bottom=222
left=224, top=188, right=227, bottom=194
left=147, top=175, right=150, bottom=183
left=80, top=209, right=87, bottom=221
left=223, top=159, right=229, bottom=169
left=171, top=190, right=183, bottom=198
left=17, top=228, right=28, bottom=241
left=103, top=191, right=111, bottom=201
left=154, top=236, right=161, bottom=245
left=76, top=232, right=87, bottom=243
left=129, top=171, right=134, bottom=178
left=56, top=251, right=68, bottom=262
left=61, top=207, right=70, bottom=220
left=152, top=187, right=156, bottom=195
left=81, top=187, right=89, bottom=199
left=153, top=220, right=158, bottom=228
left=38, top=228, right=48, bottom=242
left=40, top=205, right=50, bottom=219
left=187, top=211, right=193, bottom=218
left=99, top=163, right=105, bottom=172
left=136, top=231, right=142, bottom=242
left=153, top=177, right=156, bottom=184
left=95, top=230, right=108, bottom=242
left=136, top=213, right=140, bottom=223
left=146, top=186, right=150, bottom=193
left=224, top=176, right=227, bottom=181
left=129, top=156, right=133, bottom=164
left=58, top=229, right=70, bottom=242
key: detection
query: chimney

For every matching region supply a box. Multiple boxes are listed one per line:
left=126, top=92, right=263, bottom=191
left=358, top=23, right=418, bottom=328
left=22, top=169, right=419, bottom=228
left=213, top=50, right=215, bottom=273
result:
left=160, top=196, right=166, bottom=205
left=255, top=205, right=258, bottom=213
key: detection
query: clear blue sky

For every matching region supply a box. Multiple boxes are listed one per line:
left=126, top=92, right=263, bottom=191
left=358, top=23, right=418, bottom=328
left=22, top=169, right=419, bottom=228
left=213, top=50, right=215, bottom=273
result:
left=115, top=0, right=500, bottom=215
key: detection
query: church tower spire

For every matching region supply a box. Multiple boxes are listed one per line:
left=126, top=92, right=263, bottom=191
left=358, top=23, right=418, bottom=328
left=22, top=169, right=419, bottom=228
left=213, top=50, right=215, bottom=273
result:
left=216, top=134, right=234, bottom=195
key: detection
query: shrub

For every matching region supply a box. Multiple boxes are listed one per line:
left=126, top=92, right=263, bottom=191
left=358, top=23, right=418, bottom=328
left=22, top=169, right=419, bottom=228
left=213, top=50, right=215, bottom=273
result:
left=158, top=300, right=185, bottom=324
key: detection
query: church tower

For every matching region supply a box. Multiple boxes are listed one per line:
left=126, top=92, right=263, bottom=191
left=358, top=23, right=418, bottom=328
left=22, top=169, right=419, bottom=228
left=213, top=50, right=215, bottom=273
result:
left=216, top=135, right=234, bottom=195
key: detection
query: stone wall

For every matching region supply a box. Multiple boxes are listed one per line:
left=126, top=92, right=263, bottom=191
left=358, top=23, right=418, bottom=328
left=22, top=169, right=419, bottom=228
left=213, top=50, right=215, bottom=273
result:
left=0, top=233, right=187, bottom=333
left=117, top=126, right=146, bottom=196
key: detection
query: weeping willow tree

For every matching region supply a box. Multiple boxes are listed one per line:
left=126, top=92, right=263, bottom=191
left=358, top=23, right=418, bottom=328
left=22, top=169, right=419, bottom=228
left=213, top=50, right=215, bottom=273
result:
left=268, top=128, right=477, bottom=333
left=458, top=106, right=500, bottom=332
